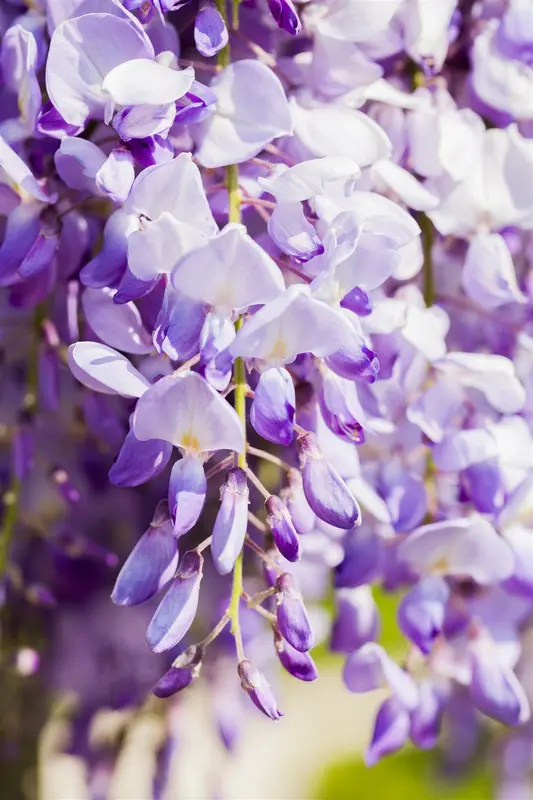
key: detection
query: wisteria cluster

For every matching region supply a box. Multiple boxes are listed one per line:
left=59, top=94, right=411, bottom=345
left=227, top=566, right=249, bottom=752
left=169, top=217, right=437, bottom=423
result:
left=3, top=0, right=533, bottom=790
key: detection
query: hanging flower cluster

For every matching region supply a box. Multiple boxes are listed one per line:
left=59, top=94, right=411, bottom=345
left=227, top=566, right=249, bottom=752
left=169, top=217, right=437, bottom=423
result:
left=3, top=0, right=533, bottom=789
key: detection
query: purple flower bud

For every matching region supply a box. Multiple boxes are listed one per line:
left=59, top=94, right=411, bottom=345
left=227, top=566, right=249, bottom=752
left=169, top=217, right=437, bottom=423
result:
left=194, top=3, right=229, bottom=58
left=250, top=367, right=295, bottom=446
left=211, top=468, right=249, bottom=575
left=325, top=344, right=379, bottom=383
left=282, top=469, right=316, bottom=534
left=319, top=372, right=365, bottom=444
left=146, top=550, right=203, bottom=653
left=275, top=573, right=314, bottom=652
left=298, top=433, right=360, bottom=530
left=111, top=508, right=179, bottom=606
left=52, top=468, right=80, bottom=505
left=343, top=643, right=419, bottom=711
left=397, top=576, right=449, bottom=655
left=410, top=681, right=444, bottom=750
left=365, top=696, right=410, bottom=767
left=468, top=632, right=530, bottom=726
left=238, top=660, right=283, bottom=720
left=267, top=0, right=301, bottom=35
left=152, top=645, right=203, bottom=699
left=462, top=460, right=505, bottom=515
left=331, top=587, right=379, bottom=654
left=18, top=231, right=58, bottom=281
left=109, top=429, right=173, bottom=487
left=275, top=633, right=318, bottom=681
left=266, top=495, right=300, bottom=562
left=168, top=455, right=207, bottom=537
left=340, top=286, right=373, bottom=316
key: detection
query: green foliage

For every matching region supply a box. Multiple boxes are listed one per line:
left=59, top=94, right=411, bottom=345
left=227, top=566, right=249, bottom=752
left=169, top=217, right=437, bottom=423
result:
left=314, top=749, right=493, bottom=800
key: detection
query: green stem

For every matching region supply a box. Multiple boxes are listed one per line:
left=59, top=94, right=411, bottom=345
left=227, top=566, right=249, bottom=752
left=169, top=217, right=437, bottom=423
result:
left=217, top=13, right=246, bottom=658
left=417, top=212, right=434, bottom=307
left=0, top=477, right=21, bottom=580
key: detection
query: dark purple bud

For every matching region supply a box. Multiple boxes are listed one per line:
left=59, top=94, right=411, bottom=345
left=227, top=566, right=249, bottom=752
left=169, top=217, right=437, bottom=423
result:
left=211, top=468, right=249, bottom=575
left=398, top=576, right=449, bottom=655
left=266, top=495, right=300, bottom=562
left=52, top=468, right=80, bottom=505
left=410, top=681, right=444, bottom=750
left=194, top=2, right=229, bottom=58
left=275, top=633, right=318, bottom=681
left=168, top=455, right=206, bottom=537
left=365, top=696, right=410, bottom=767
left=340, top=286, right=373, bottom=316
left=298, top=433, right=361, bottom=530
left=129, top=135, right=174, bottom=169
left=238, top=660, right=283, bottom=720
left=275, top=573, right=314, bottom=653
left=335, top=528, right=382, bottom=589
left=109, top=428, right=173, bottom=487
left=152, top=645, right=203, bottom=699
left=267, top=0, right=301, bottom=35
left=12, top=424, right=34, bottom=481
left=38, top=348, right=60, bottom=411
left=326, top=344, right=379, bottom=383
left=282, top=468, right=316, bottom=534
left=146, top=550, right=203, bottom=653
left=331, top=587, right=378, bottom=654
left=250, top=367, right=295, bottom=446
left=112, top=508, right=179, bottom=606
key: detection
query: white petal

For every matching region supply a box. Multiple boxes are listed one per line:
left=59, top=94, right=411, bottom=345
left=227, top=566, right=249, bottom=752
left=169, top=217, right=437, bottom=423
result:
left=82, top=287, right=153, bottom=355
left=291, top=99, right=391, bottom=168
left=195, top=60, right=293, bottom=168
left=133, top=372, right=245, bottom=453
left=103, top=61, right=194, bottom=106
left=172, top=223, right=285, bottom=314
left=68, top=341, right=150, bottom=397
left=259, top=156, right=361, bottom=202
left=462, top=233, right=527, bottom=310
left=372, top=159, right=439, bottom=211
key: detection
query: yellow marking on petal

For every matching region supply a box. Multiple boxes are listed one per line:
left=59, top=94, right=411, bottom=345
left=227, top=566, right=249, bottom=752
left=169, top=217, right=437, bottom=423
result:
left=431, top=557, right=449, bottom=574
left=181, top=431, right=200, bottom=451
left=268, top=337, right=287, bottom=362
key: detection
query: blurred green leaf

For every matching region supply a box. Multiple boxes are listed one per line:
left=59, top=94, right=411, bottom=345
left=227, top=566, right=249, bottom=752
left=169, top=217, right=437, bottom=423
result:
left=314, top=749, right=493, bottom=800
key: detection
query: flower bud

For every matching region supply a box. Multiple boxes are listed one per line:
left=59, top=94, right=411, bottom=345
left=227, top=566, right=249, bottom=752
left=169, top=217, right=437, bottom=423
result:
left=152, top=645, right=203, bottom=699
left=168, top=455, right=207, bottom=537
left=267, top=0, right=301, bottom=35
left=282, top=468, right=316, bottom=534
left=297, top=433, right=361, bottom=530
left=340, top=286, right=373, bottom=316
left=146, top=550, right=203, bottom=653
left=365, top=696, right=410, bottom=767
left=266, top=495, right=300, bottom=562
left=331, top=587, right=378, bottom=654
left=111, top=507, right=179, bottom=607
left=250, top=367, right=295, bottom=446
left=275, top=573, right=314, bottom=653
left=397, top=576, right=449, bottom=655
left=194, top=2, right=229, bottom=59
left=275, top=633, right=318, bottom=682
left=211, top=468, right=249, bottom=575
left=238, top=660, right=283, bottom=720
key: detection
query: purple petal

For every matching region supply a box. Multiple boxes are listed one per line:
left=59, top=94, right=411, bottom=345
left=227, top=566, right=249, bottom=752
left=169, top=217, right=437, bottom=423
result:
left=266, top=495, right=301, bottom=562
left=366, top=696, right=410, bottom=767
left=146, top=550, right=203, bottom=653
left=211, top=468, right=249, bottom=575
left=275, top=573, right=314, bottom=653
left=238, top=660, right=283, bottom=720
left=111, top=511, right=179, bottom=606
left=109, top=428, right=172, bottom=487
left=194, top=4, right=228, bottom=58
left=251, top=367, right=295, bottom=446
left=168, top=455, right=207, bottom=537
